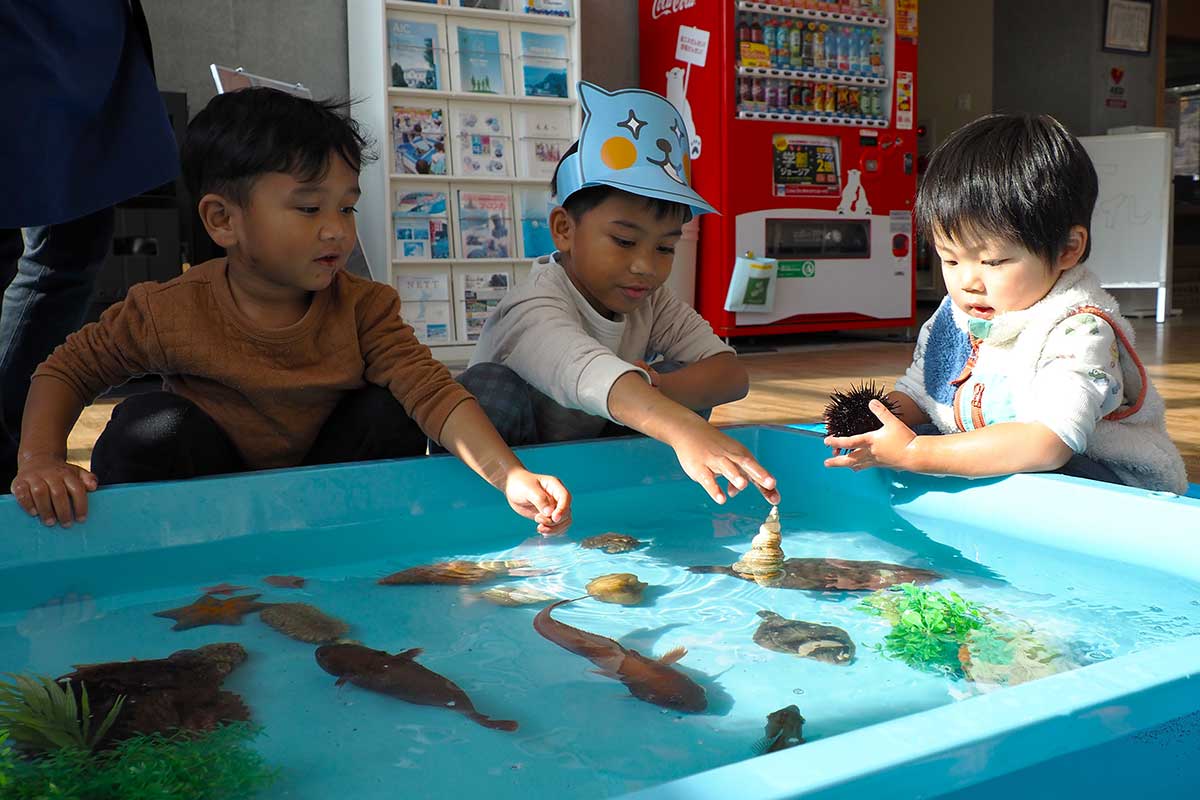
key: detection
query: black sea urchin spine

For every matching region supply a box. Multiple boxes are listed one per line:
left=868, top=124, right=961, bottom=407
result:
left=824, top=381, right=900, bottom=438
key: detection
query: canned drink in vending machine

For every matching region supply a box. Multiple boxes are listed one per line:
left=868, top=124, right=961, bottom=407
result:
left=788, top=82, right=803, bottom=112
left=800, top=80, right=814, bottom=111
left=835, top=85, right=849, bottom=115
left=859, top=86, right=873, bottom=116
left=848, top=86, right=860, bottom=116
left=739, top=76, right=754, bottom=111
left=752, top=77, right=766, bottom=110
left=823, top=83, right=837, bottom=113
left=872, top=87, right=884, bottom=118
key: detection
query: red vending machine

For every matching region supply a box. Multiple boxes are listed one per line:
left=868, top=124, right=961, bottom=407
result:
left=639, top=0, right=919, bottom=337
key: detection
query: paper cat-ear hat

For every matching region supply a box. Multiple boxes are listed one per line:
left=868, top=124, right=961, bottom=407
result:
left=554, top=81, right=717, bottom=217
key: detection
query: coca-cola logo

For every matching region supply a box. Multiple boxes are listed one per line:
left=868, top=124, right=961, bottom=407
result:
left=651, top=0, right=696, bottom=20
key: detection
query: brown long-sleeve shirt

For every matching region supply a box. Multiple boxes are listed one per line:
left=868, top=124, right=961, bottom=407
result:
left=34, top=258, right=473, bottom=469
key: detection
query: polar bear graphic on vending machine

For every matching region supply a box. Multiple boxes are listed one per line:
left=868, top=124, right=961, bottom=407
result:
left=665, top=67, right=702, bottom=159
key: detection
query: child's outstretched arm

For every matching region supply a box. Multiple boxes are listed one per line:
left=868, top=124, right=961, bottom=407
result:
left=823, top=399, right=1072, bottom=477
left=607, top=372, right=781, bottom=505
left=634, top=352, right=748, bottom=411
left=12, top=376, right=96, bottom=527
left=437, top=398, right=572, bottom=535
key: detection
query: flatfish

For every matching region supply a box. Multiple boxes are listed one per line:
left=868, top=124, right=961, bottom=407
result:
left=580, top=533, right=644, bottom=554
left=689, top=557, right=940, bottom=591
left=753, top=610, right=855, bottom=664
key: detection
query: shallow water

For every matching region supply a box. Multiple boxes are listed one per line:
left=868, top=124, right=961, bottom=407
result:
left=2, top=481, right=1198, bottom=799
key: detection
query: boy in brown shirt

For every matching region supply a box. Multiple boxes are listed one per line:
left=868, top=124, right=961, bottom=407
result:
left=12, top=88, right=571, bottom=532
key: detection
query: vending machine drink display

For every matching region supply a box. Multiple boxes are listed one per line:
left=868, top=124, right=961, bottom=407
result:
left=639, top=0, right=918, bottom=337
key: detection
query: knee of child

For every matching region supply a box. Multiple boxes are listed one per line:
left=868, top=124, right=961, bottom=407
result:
left=459, top=362, right=529, bottom=399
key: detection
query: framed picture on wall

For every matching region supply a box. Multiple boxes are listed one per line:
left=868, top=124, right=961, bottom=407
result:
left=1102, top=0, right=1153, bottom=55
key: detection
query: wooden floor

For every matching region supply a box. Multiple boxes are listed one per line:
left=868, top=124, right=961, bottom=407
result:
left=69, top=314, right=1200, bottom=483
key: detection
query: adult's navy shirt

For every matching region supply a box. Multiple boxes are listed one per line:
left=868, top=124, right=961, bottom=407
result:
left=0, top=0, right=179, bottom=228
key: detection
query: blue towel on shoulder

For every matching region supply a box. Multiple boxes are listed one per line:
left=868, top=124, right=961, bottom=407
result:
left=922, top=298, right=973, bottom=406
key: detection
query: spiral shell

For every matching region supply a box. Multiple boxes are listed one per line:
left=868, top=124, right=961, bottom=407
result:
left=732, top=506, right=785, bottom=584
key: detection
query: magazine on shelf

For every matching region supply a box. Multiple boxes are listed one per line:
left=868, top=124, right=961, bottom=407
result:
left=451, top=22, right=510, bottom=95
left=449, top=101, right=513, bottom=177
left=511, top=26, right=569, bottom=98
left=396, top=270, right=452, bottom=345
left=512, top=105, right=572, bottom=179
left=455, top=189, right=513, bottom=259
left=515, top=187, right=554, bottom=259
left=454, top=269, right=512, bottom=342
left=387, top=14, right=446, bottom=91
left=392, top=104, right=448, bottom=175
left=393, top=184, right=452, bottom=260
left=522, top=0, right=571, bottom=18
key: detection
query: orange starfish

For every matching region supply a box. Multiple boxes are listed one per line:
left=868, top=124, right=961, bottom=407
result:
left=154, top=594, right=267, bottom=631
left=263, top=575, right=307, bottom=589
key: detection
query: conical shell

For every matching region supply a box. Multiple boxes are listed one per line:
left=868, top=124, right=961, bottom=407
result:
left=732, top=507, right=785, bottom=583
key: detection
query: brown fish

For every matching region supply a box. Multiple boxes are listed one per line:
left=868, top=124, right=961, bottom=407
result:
left=315, top=643, right=518, bottom=732
left=688, top=558, right=940, bottom=591
left=260, top=602, right=349, bottom=644
left=378, top=559, right=551, bottom=586
left=263, top=575, right=307, bottom=589
left=580, top=533, right=644, bottom=554
left=753, top=705, right=806, bottom=754
left=753, top=610, right=855, bottom=665
left=59, top=643, right=251, bottom=746
left=533, top=597, right=706, bottom=712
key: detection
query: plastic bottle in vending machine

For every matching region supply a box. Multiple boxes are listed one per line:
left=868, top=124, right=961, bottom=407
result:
left=870, top=30, right=883, bottom=76
left=871, top=87, right=884, bottom=118
left=859, top=85, right=873, bottom=116
left=838, top=27, right=851, bottom=72
left=812, top=24, right=826, bottom=70
left=752, top=76, right=766, bottom=111
left=790, top=21, right=805, bottom=68
left=854, top=28, right=868, bottom=74
left=750, top=15, right=763, bottom=45
left=801, top=23, right=815, bottom=68
left=761, top=17, right=777, bottom=66
left=781, top=20, right=796, bottom=68
left=737, top=13, right=751, bottom=47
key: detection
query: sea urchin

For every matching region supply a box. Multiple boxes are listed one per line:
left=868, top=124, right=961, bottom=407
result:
left=823, top=382, right=900, bottom=438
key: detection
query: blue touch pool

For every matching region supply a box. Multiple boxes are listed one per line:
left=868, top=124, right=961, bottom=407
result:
left=2, top=425, right=1199, bottom=799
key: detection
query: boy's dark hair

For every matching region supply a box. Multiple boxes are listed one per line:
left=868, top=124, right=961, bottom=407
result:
left=181, top=87, right=374, bottom=206
left=916, top=113, right=1098, bottom=264
left=550, top=141, right=692, bottom=224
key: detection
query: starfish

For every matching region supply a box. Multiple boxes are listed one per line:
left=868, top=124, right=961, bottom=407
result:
left=154, top=594, right=267, bottom=631
left=263, top=575, right=307, bottom=589
left=201, top=582, right=249, bottom=595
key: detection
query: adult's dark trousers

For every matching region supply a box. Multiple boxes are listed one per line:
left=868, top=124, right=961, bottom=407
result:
left=0, top=207, right=114, bottom=490
left=90, top=385, right=427, bottom=485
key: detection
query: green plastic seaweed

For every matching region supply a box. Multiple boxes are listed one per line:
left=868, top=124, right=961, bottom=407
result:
left=1, top=722, right=277, bottom=800
left=858, top=582, right=988, bottom=676
left=0, top=674, right=124, bottom=753
left=0, top=730, right=14, bottom=789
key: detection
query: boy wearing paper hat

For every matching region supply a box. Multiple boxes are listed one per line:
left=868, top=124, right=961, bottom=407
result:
left=463, top=82, right=780, bottom=506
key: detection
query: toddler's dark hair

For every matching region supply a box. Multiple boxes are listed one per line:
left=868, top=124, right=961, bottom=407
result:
left=550, top=141, right=692, bottom=223
left=181, top=87, right=374, bottom=206
left=916, top=113, right=1098, bottom=264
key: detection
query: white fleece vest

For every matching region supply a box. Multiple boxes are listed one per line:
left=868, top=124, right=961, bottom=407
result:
left=959, top=267, right=1187, bottom=494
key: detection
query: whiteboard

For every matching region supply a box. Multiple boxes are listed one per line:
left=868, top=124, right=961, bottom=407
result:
left=1078, top=132, right=1172, bottom=290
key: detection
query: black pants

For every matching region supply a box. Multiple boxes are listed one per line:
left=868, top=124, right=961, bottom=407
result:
left=91, top=385, right=427, bottom=485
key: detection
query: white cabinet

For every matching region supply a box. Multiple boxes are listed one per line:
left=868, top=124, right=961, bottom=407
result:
left=348, top=0, right=580, bottom=363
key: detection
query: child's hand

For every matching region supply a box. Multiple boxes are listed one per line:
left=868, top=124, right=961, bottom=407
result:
left=503, top=468, right=572, bottom=536
left=11, top=455, right=98, bottom=528
left=632, top=360, right=661, bottom=388
left=823, top=399, right=918, bottom=471
left=670, top=422, right=781, bottom=505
